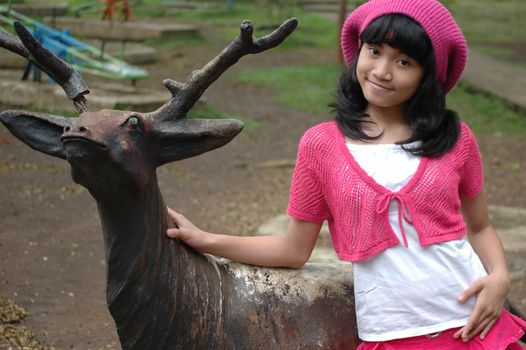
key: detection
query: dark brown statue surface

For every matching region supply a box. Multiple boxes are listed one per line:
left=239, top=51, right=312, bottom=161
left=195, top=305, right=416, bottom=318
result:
left=0, top=20, right=359, bottom=349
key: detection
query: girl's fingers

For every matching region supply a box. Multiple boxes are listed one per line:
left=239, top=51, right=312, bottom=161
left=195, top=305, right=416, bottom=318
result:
left=167, top=228, right=192, bottom=242
left=460, top=307, right=499, bottom=341
left=167, top=207, right=181, bottom=220
left=479, top=319, right=496, bottom=339
left=166, top=207, right=190, bottom=229
left=460, top=301, right=488, bottom=340
left=453, top=315, right=498, bottom=341
left=453, top=327, right=464, bottom=339
left=166, top=228, right=180, bottom=238
left=458, top=278, right=483, bottom=303
left=464, top=316, right=491, bottom=341
left=454, top=276, right=504, bottom=342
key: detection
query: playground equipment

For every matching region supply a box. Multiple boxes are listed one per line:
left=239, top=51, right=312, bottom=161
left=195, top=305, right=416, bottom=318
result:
left=0, top=2, right=149, bottom=82
left=102, top=0, right=131, bottom=21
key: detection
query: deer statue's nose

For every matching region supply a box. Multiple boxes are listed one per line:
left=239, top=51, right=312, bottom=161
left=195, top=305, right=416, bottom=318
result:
left=64, top=124, right=90, bottom=135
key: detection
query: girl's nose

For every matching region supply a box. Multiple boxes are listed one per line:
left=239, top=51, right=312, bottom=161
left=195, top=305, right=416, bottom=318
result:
left=372, top=60, right=392, bottom=81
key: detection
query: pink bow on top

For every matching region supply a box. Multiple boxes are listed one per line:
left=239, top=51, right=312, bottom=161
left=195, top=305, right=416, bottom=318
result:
left=376, top=192, right=413, bottom=247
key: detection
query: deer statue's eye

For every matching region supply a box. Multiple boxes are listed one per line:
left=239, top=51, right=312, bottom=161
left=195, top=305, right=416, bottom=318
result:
left=127, top=116, right=140, bottom=128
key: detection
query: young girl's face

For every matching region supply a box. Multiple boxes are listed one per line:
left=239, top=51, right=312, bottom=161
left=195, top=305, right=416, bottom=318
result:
left=356, top=43, right=424, bottom=110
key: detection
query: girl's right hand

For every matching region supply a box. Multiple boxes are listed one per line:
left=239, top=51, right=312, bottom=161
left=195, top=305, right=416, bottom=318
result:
left=166, top=207, right=211, bottom=252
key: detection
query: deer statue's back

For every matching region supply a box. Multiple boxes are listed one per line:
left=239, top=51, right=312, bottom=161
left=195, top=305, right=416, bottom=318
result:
left=0, top=19, right=359, bottom=349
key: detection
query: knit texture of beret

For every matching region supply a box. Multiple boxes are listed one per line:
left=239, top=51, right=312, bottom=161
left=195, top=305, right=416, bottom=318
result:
left=341, top=0, right=467, bottom=94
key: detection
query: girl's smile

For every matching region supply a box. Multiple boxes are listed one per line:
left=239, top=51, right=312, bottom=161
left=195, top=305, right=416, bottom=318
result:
left=357, top=43, right=423, bottom=109
left=366, top=79, right=394, bottom=93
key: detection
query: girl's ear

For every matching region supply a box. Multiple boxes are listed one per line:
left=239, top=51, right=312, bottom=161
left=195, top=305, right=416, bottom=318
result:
left=0, top=110, right=75, bottom=160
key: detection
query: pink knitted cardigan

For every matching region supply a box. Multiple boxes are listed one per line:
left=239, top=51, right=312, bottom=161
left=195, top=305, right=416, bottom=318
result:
left=287, top=121, right=483, bottom=262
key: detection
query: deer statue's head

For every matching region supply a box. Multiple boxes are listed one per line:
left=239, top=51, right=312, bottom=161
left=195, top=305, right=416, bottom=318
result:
left=0, top=19, right=297, bottom=197
left=1, top=107, right=245, bottom=197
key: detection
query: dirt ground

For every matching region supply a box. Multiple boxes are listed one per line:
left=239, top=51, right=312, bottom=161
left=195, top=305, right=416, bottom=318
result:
left=0, top=32, right=525, bottom=349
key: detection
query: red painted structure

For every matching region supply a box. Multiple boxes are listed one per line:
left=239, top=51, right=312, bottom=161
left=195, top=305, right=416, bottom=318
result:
left=102, top=0, right=131, bottom=21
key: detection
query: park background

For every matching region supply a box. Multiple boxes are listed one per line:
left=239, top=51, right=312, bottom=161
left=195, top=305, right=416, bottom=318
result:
left=0, top=0, right=525, bottom=348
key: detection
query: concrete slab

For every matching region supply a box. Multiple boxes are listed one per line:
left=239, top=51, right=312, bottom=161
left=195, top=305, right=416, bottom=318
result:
left=303, top=4, right=341, bottom=13
left=500, top=226, right=526, bottom=254
left=91, top=41, right=158, bottom=65
left=489, top=205, right=526, bottom=229
left=43, top=17, right=199, bottom=42
left=0, top=78, right=75, bottom=113
left=160, top=2, right=221, bottom=10
left=0, top=72, right=171, bottom=113
left=0, top=50, right=26, bottom=69
left=461, top=51, right=526, bottom=111
left=300, top=0, right=339, bottom=5
left=256, top=205, right=526, bottom=263
left=88, top=91, right=170, bottom=112
left=7, top=3, right=69, bottom=17
left=256, top=214, right=338, bottom=262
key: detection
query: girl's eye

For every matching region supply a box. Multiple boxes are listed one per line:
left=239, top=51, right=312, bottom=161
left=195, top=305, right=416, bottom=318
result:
left=398, top=59, right=409, bottom=67
left=368, top=47, right=380, bottom=56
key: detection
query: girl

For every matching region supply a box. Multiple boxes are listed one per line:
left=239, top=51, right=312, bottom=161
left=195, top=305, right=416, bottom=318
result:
left=166, top=0, right=526, bottom=348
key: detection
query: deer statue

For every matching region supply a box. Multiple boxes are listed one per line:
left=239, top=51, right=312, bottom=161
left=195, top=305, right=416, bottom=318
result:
left=0, top=20, right=359, bottom=349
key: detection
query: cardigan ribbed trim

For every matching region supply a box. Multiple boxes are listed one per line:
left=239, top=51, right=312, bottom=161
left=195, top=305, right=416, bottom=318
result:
left=287, top=121, right=483, bottom=262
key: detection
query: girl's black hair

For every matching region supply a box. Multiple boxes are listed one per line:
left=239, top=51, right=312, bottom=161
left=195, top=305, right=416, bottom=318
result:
left=332, top=14, right=460, bottom=157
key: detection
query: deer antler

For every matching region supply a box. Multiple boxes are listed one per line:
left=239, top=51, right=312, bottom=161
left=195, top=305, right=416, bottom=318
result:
left=154, top=18, right=298, bottom=121
left=0, top=22, right=89, bottom=113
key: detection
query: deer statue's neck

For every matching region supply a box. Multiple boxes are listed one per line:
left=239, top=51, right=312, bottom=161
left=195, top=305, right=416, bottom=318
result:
left=92, top=173, right=226, bottom=349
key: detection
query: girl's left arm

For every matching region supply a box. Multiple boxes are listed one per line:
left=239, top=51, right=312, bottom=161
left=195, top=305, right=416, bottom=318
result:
left=454, top=190, right=511, bottom=342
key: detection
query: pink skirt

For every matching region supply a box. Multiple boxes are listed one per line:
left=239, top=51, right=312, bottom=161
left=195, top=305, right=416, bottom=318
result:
left=357, top=309, right=526, bottom=350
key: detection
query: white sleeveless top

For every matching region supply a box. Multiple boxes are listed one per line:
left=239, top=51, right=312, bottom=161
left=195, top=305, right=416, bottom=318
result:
left=346, top=142, right=487, bottom=341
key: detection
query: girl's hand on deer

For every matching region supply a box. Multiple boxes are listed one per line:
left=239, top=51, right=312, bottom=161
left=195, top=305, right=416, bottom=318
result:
left=166, top=207, right=210, bottom=252
left=454, top=271, right=510, bottom=342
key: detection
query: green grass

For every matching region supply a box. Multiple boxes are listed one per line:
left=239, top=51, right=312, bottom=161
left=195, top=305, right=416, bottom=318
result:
left=448, top=0, right=526, bottom=64
left=236, top=63, right=526, bottom=137
left=144, top=32, right=206, bottom=50
left=237, top=63, right=342, bottom=115
left=447, top=83, right=526, bottom=136
left=149, top=2, right=338, bottom=50
left=39, top=0, right=338, bottom=50
left=218, top=11, right=338, bottom=50
left=450, top=0, right=525, bottom=44
left=0, top=102, right=79, bottom=118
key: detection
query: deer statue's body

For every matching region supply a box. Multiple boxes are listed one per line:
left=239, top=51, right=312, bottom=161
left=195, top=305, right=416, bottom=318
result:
left=0, top=20, right=359, bottom=349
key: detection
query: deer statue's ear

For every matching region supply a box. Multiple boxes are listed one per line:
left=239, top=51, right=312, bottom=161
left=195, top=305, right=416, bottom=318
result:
left=152, top=118, right=243, bottom=166
left=0, top=110, right=74, bottom=160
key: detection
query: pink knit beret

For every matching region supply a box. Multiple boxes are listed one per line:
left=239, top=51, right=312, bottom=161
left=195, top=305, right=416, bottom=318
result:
left=341, top=0, right=467, bottom=94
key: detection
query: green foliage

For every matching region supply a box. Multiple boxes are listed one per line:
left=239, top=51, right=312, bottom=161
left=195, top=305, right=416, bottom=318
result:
left=447, top=0, right=526, bottom=65
left=34, top=1, right=333, bottom=50
left=144, top=31, right=206, bottom=49
left=275, top=13, right=337, bottom=50
left=237, top=63, right=526, bottom=137
left=237, top=63, right=342, bottom=115
left=447, top=83, right=526, bottom=136
left=449, top=0, right=525, bottom=43
left=155, top=2, right=337, bottom=49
